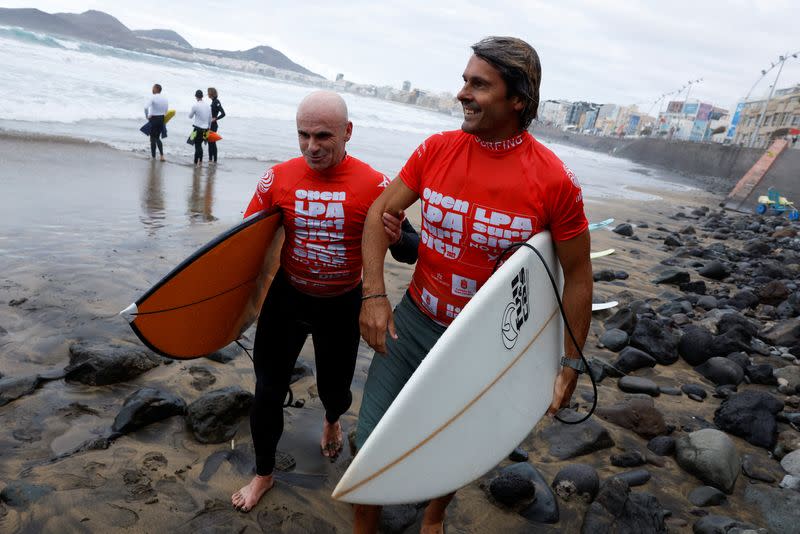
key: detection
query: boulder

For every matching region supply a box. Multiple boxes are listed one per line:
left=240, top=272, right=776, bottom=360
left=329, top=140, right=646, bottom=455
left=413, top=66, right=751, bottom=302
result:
left=552, top=464, right=599, bottom=503
left=675, top=429, right=740, bottom=494
left=595, top=396, right=667, bottom=439
left=65, top=341, right=162, bottom=385
left=112, top=387, right=187, bottom=434
left=186, top=387, right=253, bottom=444
left=629, top=318, right=679, bottom=365
left=713, top=391, right=783, bottom=449
left=580, top=478, right=666, bottom=533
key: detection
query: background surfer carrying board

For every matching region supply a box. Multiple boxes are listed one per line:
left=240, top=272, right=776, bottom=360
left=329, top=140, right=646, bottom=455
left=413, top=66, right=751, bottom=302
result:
left=356, top=36, right=594, bottom=534
left=231, top=91, right=419, bottom=513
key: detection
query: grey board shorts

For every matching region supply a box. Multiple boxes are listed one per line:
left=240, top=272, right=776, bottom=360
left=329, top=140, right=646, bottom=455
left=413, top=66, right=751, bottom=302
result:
left=355, top=292, right=446, bottom=450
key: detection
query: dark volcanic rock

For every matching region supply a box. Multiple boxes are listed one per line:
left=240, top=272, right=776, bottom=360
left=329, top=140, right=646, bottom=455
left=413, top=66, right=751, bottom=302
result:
left=698, top=261, right=730, bottom=280
left=758, top=280, right=791, bottom=306
left=629, top=317, right=679, bottom=365
left=746, top=364, right=777, bottom=385
left=693, top=515, right=758, bottom=534
left=713, top=390, right=783, bottom=449
left=0, top=375, right=41, bottom=407
left=647, top=436, right=675, bottom=456
left=611, top=449, right=647, bottom=468
left=552, top=464, right=599, bottom=503
left=613, top=346, right=657, bottom=373
left=609, top=469, right=651, bottom=487
left=652, top=269, right=690, bottom=285
left=489, top=470, right=536, bottom=508
left=727, top=290, right=759, bottom=310
left=513, top=463, right=559, bottom=524
left=741, top=454, right=780, bottom=483
left=675, top=429, right=740, bottom=494
left=694, top=357, right=744, bottom=386
left=112, top=387, right=186, bottom=434
left=509, top=447, right=528, bottom=462
left=594, top=269, right=617, bottom=282
left=613, top=223, right=634, bottom=237
left=599, top=328, right=628, bottom=352
left=595, top=397, right=667, bottom=439
left=185, top=387, right=253, bottom=444
left=678, top=325, right=715, bottom=366
left=580, top=478, right=667, bottom=534
left=65, top=341, right=162, bottom=385
left=604, top=308, right=637, bottom=335
left=759, top=317, right=800, bottom=347
left=680, top=280, right=707, bottom=294
left=681, top=384, right=707, bottom=399
left=688, top=486, right=727, bottom=507
left=539, top=412, right=615, bottom=460
left=618, top=376, right=660, bottom=397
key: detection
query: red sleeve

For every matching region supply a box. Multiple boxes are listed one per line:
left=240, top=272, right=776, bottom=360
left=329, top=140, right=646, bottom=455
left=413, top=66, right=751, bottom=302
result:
left=548, top=163, right=589, bottom=241
left=398, top=135, right=435, bottom=193
left=243, top=167, right=276, bottom=218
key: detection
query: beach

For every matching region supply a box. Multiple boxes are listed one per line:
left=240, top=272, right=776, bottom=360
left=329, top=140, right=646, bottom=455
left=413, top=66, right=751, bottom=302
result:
left=1, top=130, right=798, bottom=533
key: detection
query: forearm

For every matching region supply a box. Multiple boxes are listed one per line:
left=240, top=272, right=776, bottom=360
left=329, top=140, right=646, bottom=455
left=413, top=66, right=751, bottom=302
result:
left=560, top=268, right=592, bottom=359
left=362, top=202, right=391, bottom=295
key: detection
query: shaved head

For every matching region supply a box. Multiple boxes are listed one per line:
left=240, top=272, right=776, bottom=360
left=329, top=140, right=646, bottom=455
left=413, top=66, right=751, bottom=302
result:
left=297, top=91, right=349, bottom=126
left=296, top=91, right=353, bottom=171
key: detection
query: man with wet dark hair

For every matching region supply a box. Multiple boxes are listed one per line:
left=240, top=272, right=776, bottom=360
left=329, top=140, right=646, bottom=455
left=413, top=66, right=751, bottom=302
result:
left=354, top=36, right=592, bottom=533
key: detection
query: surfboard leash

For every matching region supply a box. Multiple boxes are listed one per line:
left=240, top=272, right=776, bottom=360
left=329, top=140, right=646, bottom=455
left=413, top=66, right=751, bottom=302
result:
left=235, top=340, right=295, bottom=408
left=493, top=242, right=598, bottom=425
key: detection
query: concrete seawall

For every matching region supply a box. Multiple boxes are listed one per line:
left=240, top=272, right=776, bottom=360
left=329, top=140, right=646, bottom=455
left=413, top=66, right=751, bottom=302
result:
left=533, top=124, right=800, bottom=208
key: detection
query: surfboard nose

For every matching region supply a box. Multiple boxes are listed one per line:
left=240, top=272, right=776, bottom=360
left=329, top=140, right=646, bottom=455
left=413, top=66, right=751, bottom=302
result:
left=119, top=303, right=138, bottom=322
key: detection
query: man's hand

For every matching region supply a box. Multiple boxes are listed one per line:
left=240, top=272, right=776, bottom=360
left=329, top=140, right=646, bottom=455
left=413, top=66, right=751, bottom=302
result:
left=359, top=297, right=397, bottom=353
left=546, top=366, right=579, bottom=416
left=382, top=210, right=405, bottom=245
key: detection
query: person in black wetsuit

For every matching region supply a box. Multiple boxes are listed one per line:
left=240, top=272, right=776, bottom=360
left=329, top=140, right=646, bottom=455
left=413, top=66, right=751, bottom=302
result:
left=208, top=87, right=225, bottom=163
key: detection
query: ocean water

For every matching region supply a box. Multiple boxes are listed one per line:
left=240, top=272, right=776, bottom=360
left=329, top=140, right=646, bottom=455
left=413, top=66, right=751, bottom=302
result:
left=0, top=25, right=694, bottom=200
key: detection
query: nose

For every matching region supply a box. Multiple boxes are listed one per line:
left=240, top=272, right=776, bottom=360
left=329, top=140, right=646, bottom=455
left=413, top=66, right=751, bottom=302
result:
left=307, top=135, right=320, bottom=153
left=457, top=83, right=470, bottom=103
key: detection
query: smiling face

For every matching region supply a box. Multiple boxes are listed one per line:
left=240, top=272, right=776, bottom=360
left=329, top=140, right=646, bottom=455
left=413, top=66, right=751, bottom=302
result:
left=296, top=92, right=352, bottom=171
left=456, top=55, right=524, bottom=142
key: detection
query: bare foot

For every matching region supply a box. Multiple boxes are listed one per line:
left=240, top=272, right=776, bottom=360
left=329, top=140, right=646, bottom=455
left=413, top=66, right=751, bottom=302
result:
left=320, top=419, right=343, bottom=459
left=231, top=474, right=274, bottom=512
left=160, top=155, right=165, bottom=161
left=420, top=522, right=444, bottom=534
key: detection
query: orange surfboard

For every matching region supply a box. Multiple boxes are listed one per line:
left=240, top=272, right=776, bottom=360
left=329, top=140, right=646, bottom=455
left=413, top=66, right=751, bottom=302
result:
left=206, top=131, right=222, bottom=142
left=121, top=209, right=283, bottom=359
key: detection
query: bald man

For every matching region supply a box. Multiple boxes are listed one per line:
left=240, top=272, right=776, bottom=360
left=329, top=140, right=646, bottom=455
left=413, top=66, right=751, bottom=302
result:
left=232, top=91, right=418, bottom=512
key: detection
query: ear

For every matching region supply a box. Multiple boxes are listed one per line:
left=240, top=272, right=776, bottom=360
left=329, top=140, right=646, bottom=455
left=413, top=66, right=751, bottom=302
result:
left=511, top=95, right=525, bottom=112
left=344, top=121, right=353, bottom=142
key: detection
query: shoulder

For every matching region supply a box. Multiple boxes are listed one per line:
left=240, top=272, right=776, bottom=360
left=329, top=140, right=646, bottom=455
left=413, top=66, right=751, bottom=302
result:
left=344, top=156, right=391, bottom=188
left=413, top=130, right=465, bottom=161
left=526, top=135, right=574, bottom=181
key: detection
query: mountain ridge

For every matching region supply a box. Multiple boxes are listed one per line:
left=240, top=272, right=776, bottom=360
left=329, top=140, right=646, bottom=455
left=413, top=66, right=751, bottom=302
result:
left=0, top=7, right=322, bottom=78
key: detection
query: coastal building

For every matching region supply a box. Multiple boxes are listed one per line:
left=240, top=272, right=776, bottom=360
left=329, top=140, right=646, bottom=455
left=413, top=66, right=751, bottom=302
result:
left=658, top=100, right=730, bottom=142
left=732, top=84, right=800, bottom=149
left=538, top=100, right=571, bottom=128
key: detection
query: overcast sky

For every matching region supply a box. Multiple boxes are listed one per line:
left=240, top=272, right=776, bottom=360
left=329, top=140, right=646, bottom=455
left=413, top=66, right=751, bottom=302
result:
left=5, top=0, right=800, bottom=113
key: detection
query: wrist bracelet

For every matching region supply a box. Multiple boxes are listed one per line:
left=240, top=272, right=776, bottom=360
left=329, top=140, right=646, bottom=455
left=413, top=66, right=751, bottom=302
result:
left=361, top=293, right=388, bottom=301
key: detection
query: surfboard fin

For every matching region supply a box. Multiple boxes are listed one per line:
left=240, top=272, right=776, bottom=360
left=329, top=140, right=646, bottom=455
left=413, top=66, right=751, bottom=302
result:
left=119, top=303, right=138, bottom=322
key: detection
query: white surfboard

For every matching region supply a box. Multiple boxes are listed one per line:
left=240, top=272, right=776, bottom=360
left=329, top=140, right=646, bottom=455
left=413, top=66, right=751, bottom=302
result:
left=592, top=300, right=618, bottom=312
left=333, top=231, right=563, bottom=504
left=590, top=248, right=615, bottom=259
left=588, top=218, right=614, bottom=231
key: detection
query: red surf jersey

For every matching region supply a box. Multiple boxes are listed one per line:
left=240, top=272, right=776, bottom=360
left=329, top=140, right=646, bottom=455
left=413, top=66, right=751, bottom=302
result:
left=244, top=155, right=391, bottom=296
left=399, top=130, right=588, bottom=325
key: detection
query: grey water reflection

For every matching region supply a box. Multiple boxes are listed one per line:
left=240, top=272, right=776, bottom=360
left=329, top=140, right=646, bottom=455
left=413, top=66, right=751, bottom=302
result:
left=140, top=160, right=166, bottom=234
left=188, top=165, right=218, bottom=222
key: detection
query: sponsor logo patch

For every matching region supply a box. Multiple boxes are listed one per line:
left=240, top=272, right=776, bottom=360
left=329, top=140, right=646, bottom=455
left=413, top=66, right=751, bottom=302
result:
left=257, top=168, right=275, bottom=194
left=501, top=267, right=530, bottom=350
left=451, top=274, right=477, bottom=297
left=421, top=287, right=439, bottom=316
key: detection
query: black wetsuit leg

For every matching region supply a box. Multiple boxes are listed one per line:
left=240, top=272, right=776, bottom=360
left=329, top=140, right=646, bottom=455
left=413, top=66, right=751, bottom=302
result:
left=208, top=121, right=218, bottom=161
left=310, top=282, right=362, bottom=424
left=250, top=270, right=309, bottom=476
left=149, top=115, right=165, bottom=157
left=193, top=127, right=206, bottom=164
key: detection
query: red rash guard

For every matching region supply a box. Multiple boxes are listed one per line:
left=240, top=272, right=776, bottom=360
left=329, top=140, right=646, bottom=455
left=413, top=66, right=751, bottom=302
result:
left=399, top=130, right=588, bottom=325
left=245, top=155, right=391, bottom=296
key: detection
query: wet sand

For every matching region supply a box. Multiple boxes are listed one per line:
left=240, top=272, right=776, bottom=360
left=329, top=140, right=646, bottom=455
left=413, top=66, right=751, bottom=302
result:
left=0, top=133, right=788, bottom=533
